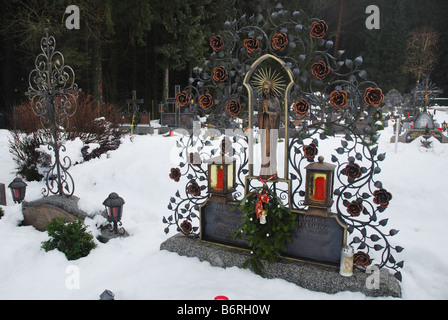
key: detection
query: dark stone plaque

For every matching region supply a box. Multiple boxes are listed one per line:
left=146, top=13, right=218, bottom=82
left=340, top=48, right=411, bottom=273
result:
left=200, top=200, right=248, bottom=248
left=285, top=214, right=345, bottom=265
left=403, top=129, right=444, bottom=143
left=200, top=199, right=347, bottom=267
left=179, top=113, right=195, bottom=127
left=161, top=113, right=176, bottom=126
left=0, top=183, right=6, bottom=206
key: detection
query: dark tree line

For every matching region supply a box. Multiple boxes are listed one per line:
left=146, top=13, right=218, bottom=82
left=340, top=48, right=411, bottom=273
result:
left=1, top=0, right=447, bottom=127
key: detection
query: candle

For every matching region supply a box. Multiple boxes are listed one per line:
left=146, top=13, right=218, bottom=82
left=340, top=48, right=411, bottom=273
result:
left=13, top=189, right=20, bottom=199
left=216, top=167, right=224, bottom=190
left=313, top=176, right=326, bottom=201
left=110, top=207, right=118, bottom=218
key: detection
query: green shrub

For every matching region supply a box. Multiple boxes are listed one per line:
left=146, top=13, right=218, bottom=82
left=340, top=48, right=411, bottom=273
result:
left=41, top=217, right=97, bottom=260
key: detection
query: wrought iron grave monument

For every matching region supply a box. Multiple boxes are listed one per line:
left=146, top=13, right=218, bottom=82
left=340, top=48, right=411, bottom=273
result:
left=162, top=3, right=403, bottom=281
left=26, top=29, right=80, bottom=197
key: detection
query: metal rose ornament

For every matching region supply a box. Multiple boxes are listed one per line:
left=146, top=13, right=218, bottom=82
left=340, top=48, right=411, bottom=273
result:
left=26, top=29, right=80, bottom=197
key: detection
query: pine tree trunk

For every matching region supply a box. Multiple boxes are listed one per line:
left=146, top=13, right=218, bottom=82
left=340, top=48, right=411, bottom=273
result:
left=334, top=0, right=345, bottom=55
left=93, top=36, right=103, bottom=106
left=162, top=67, right=169, bottom=104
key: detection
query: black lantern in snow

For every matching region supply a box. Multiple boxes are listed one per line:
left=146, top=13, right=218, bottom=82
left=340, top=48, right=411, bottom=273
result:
left=102, top=192, right=125, bottom=234
left=8, top=178, right=27, bottom=204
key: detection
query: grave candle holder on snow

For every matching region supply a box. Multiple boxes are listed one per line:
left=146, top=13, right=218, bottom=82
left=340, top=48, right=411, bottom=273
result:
left=8, top=178, right=27, bottom=204
left=102, top=192, right=125, bottom=234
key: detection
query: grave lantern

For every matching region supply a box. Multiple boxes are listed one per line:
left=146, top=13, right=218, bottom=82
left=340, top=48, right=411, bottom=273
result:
left=8, top=178, right=27, bottom=204
left=304, top=156, right=336, bottom=217
left=102, top=192, right=125, bottom=233
left=442, top=121, right=447, bottom=131
left=205, top=137, right=236, bottom=204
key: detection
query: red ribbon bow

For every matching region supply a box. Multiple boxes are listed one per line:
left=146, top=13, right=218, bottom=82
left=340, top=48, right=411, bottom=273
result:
left=255, top=191, right=269, bottom=219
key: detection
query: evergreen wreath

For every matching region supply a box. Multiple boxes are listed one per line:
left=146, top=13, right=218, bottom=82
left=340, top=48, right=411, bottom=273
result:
left=232, top=184, right=296, bottom=275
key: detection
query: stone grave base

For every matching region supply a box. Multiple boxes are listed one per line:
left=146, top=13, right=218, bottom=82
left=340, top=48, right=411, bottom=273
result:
left=22, top=195, right=90, bottom=231
left=21, top=195, right=129, bottom=242
left=120, top=124, right=154, bottom=135
left=160, top=233, right=401, bottom=298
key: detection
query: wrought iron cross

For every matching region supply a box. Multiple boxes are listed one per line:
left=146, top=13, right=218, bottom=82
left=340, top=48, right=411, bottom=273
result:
left=126, top=90, right=144, bottom=115
left=26, top=29, right=80, bottom=197
left=126, top=90, right=144, bottom=134
left=414, top=77, right=443, bottom=110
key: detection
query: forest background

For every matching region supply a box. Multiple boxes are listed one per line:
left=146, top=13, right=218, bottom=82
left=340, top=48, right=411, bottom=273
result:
left=1, top=0, right=447, bottom=127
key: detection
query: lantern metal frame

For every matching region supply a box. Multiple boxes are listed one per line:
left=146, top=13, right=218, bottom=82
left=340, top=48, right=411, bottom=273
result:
left=205, top=154, right=236, bottom=204
left=303, top=156, right=336, bottom=217
left=8, top=178, right=27, bottom=204
left=102, top=192, right=125, bottom=234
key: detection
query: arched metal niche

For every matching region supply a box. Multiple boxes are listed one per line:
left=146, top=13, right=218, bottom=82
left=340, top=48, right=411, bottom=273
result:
left=243, top=53, right=295, bottom=181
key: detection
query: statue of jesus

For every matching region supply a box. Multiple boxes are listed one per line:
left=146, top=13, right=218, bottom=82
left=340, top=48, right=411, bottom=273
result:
left=258, top=80, right=280, bottom=181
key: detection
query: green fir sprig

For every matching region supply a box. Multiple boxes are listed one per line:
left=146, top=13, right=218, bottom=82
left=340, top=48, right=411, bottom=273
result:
left=232, top=185, right=296, bottom=275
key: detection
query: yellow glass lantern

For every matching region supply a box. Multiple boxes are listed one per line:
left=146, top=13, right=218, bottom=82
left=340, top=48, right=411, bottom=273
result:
left=206, top=154, right=236, bottom=204
left=205, top=137, right=236, bottom=204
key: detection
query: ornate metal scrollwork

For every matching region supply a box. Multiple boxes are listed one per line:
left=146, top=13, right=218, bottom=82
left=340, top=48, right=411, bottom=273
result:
left=26, top=29, right=79, bottom=197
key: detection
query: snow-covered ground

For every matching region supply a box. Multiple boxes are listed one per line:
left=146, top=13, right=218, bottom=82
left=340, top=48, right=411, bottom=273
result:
left=1, top=108, right=448, bottom=300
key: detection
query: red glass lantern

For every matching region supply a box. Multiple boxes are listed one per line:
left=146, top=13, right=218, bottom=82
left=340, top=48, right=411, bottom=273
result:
left=8, top=178, right=27, bottom=204
left=102, top=192, right=125, bottom=233
left=304, top=156, right=336, bottom=217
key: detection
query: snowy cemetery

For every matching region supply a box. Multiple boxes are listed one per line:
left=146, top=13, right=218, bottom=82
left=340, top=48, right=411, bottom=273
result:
left=1, top=3, right=448, bottom=301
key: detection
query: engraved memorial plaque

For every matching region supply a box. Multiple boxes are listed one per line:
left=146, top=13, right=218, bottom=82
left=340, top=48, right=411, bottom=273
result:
left=285, top=213, right=346, bottom=265
left=161, top=113, right=177, bottom=126
left=200, top=199, right=347, bottom=266
left=200, top=200, right=248, bottom=248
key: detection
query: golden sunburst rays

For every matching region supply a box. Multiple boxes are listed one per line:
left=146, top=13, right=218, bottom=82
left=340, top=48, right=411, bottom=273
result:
left=251, top=68, right=286, bottom=97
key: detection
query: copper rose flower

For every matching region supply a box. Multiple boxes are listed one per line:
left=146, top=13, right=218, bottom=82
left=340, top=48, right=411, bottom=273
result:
left=199, top=93, right=214, bottom=110
left=293, top=99, right=310, bottom=116
left=303, top=143, right=318, bottom=160
left=373, top=188, right=392, bottom=208
left=188, top=181, right=201, bottom=197
left=244, top=36, right=259, bottom=53
left=169, top=168, right=181, bottom=182
left=354, top=251, right=371, bottom=267
left=180, top=220, right=193, bottom=234
left=213, top=66, right=227, bottom=82
left=176, top=91, right=190, bottom=107
left=312, top=61, right=330, bottom=80
left=364, top=88, right=385, bottom=106
left=342, top=162, right=362, bottom=180
left=330, top=90, right=348, bottom=109
left=226, top=99, right=241, bottom=116
left=272, top=32, right=288, bottom=51
left=346, top=200, right=363, bottom=217
left=210, top=35, right=224, bottom=52
left=310, top=20, right=328, bottom=39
